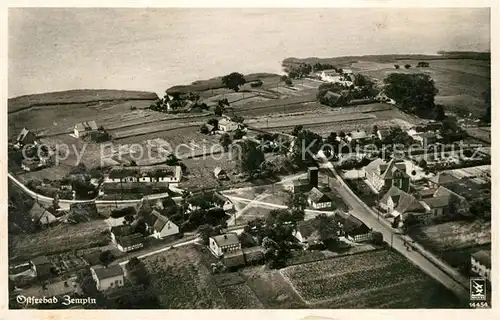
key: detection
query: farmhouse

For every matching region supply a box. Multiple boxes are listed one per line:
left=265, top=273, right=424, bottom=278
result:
left=144, top=210, right=180, bottom=239
left=16, top=127, right=37, bottom=146
left=293, top=218, right=339, bottom=248
left=90, top=265, right=125, bottom=291
left=347, top=130, right=369, bottom=143
left=214, top=167, right=228, bottom=180
left=209, top=233, right=241, bottom=257
left=364, top=158, right=410, bottom=193
left=412, top=132, right=441, bottom=146
left=213, top=192, right=235, bottom=212
left=30, top=202, right=57, bottom=226
left=110, top=225, right=145, bottom=252
left=319, top=69, right=339, bottom=82
left=307, top=187, right=332, bottom=209
left=337, top=213, right=372, bottom=242
left=104, top=165, right=182, bottom=184
left=73, top=120, right=98, bottom=138
left=218, top=118, right=239, bottom=132
left=30, top=256, right=52, bottom=278
left=470, top=250, right=491, bottom=281
left=21, top=158, right=47, bottom=172
left=382, top=188, right=428, bottom=223
left=420, top=196, right=450, bottom=218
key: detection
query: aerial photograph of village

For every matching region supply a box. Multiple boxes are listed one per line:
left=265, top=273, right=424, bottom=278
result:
left=7, top=7, right=491, bottom=309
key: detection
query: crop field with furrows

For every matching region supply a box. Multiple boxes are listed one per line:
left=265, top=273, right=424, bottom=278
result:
left=218, top=283, right=264, bottom=308
left=280, top=249, right=462, bottom=308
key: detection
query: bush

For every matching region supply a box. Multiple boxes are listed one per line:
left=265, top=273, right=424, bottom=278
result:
left=250, top=80, right=263, bottom=88
left=285, top=78, right=293, bottom=86
left=130, top=106, right=137, bottom=111
left=404, top=64, right=411, bottom=69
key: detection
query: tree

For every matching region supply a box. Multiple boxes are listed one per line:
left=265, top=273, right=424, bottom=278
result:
left=394, top=64, right=400, bottom=69
left=434, top=104, right=446, bottom=121
left=99, top=250, right=114, bottom=267
left=233, top=128, right=245, bottom=140
left=250, top=79, right=263, bottom=87
left=200, top=124, right=209, bottom=134
left=315, top=214, right=340, bottom=242
left=214, top=105, right=224, bottom=116
left=291, top=125, right=303, bottom=136
left=285, top=78, right=293, bottom=86
left=238, top=140, right=265, bottom=176
left=197, top=224, right=216, bottom=245
left=371, top=231, right=383, bottom=245
left=165, top=154, right=181, bottom=166
left=287, top=192, right=307, bottom=214
left=383, top=73, right=439, bottom=117
left=404, top=64, right=411, bottom=69
left=222, top=72, right=246, bottom=92
left=219, top=133, right=232, bottom=151
left=207, top=118, right=219, bottom=127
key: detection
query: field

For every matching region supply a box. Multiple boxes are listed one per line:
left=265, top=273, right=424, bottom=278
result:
left=9, top=220, right=109, bottom=262
left=143, top=244, right=263, bottom=309
left=280, top=249, right=462, bottom=308
left=350, top=59, right=490, bottom=114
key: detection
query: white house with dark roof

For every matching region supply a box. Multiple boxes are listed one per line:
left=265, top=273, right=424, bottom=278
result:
left=470, top=250, right=491, bottom=281
left=104, top=165, right=182, bottom=184
left=16, top=128, right=37, bottom=147
left=90, top=265, right=125, bottom=291
left=209, top=233, right=241, bottom=257
left=307, top=188, right=332, bottom=209
left=73, top=120, right=98, bottom=138
left=110, top=225, right=145, bottom=252
left=144, top=210, right=179, bottom=239
left=364, top=158, right=410, bottom=193
left=218, top=118, right=239, bottom=132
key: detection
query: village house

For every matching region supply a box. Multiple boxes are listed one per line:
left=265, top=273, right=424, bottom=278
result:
left=428, top=172, right=461, bottom=187
left=30, top=256, right=53, bottom=279
left=143, top=210, right=180, bottom=239
left=218, top=118, right=239, bottom=132
left=110, top=225, right=145, bottom=252
left=347, top=130, right=369, bottom=143
left=323, top=91, right=342, bottom=105
left=364, top=158, right=410, bottom=193
left=380, top=187, right=429, bottom=224
left=470, top=250, right=491, bottom=281
left=21, top=157, right=48, bottom=172
left=30, top=202, right=57, bottom=226
left=284, top=178, right=312, bottom=194
left=412, top=132, right=441, bottom=146
left=16, top=127, right=37, bottom=147
left=293, top=218, right=340, bottom=248
left=337, top=213, right=372, bottom=242
left=214, top=167, right=228, bottom=180
left=90, top=265, right=125, bottom=291
left=104, top=165, right=182, bottom=184
left=209, top=233, right=241, bottom=257
left=213, top=192, right=235, bottom=212
left=73, top=120, right=98, bottom=138
left=307, top=187, right=332, bottom=209
left=420, top=196, right=450, bottom=218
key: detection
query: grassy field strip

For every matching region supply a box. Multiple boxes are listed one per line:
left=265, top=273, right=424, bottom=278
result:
left=250, top=113, right=376, bottom=130
left=218, top=283, right=265, bottom=308
left=112, top=123, right=202, bottom=140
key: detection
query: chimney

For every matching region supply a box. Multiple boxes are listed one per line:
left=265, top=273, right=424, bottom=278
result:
left=308, top=166, right=319, bottom=187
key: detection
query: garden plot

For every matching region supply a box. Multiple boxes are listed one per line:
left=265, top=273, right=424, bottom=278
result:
left=280, top=249, right=460, bottom=308
left=219, top=283, right=264, bottom=308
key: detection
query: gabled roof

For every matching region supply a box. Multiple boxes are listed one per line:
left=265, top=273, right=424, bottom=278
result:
left=211, top=233, right=240, bottom=247
left=296, top=219, right=322, bottom=240
left=222, top=250, right=245, bottom=267
left=74, top=120, right=98, bottom=131
left=429, top=172, right=460, bottom=186
left=91, top=265, right=124, bottom=280
left=394, top=192, right=426, bottom=214
left=117, top=233, right=144, bottom=248
left=350, top=130, right=368, bottom=140
left=214, top=167, right=226, bottom=176
left=17, top=128, right=36, bottom=143
left=364, top=158, right=388, bottom=175
left=422, top=196, right=450, bottom=209
left=380, top=159, right=408, bottom=180
left=110, top=225, right=134, bottom=237
left=31, top=256, right=51, bottom=266
left=308, top=187, right=331, bottom=203
left=152, top=214, right=170, bottom=233
left=213, top=192, right=231, bottom=206
left=324, top=91, right=341, bottom=101
left=471, top=250, right=491, bottom=268
left=30, top=202, right=50, bottom=221
left=380, top=186, right=405, bottom=204
left=205, top=124, right=215, bottom=131
left=341, top=214, right=370, bottom=235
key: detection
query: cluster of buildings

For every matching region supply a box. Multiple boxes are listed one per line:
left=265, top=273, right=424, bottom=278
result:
left=202, top=117, right=242, bottom=134
left=317, top=68, right=355, bottom=87
left=362, top=156, right=490, bottom=226
left=284, top=166, right=336, bottom=209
